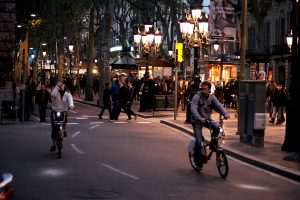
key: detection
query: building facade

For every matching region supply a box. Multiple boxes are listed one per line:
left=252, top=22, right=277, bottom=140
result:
left=247, top=0, right=291, bottom=88
left=0, top=0, right=16, bottom=87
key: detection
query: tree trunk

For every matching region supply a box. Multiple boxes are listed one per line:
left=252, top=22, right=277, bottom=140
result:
left=97, top=0, right=115, bottom=106
left=85, top=6, right=95, bottom=101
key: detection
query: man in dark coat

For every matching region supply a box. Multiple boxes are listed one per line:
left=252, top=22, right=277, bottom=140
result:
left=114, top=78, right=130, bottom=120
left=98, top=82, right=112, bottom=120
left=35, top=84, right=51, bottom=122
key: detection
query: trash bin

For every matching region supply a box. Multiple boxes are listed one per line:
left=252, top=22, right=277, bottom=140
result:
left=237, top=80, right=266, bottom=147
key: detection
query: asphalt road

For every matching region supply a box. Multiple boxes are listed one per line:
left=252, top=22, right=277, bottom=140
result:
left=1, top=102, right=300, bottom=200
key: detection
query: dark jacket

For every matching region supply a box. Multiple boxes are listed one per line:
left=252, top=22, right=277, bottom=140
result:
left=103, top=88, right=112, bottom=104
left=118, top=85, right=129, bottom=105
left=272, top=89, right=287, bottom=107
left=128, top=87, right=135, bottom=103
left=36, top=89, right=51, bottom=106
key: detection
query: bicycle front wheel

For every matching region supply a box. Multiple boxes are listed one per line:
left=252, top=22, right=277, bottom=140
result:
left=216, top=150, right=228, bottom=179
left=188, top=153, right=200, bottom=171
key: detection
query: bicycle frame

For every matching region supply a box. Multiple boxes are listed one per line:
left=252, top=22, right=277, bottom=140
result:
left=188, top=116, right=229, bottom=178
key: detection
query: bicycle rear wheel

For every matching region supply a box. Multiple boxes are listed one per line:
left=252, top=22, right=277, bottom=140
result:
left=216, top=150, right=228, bottom=179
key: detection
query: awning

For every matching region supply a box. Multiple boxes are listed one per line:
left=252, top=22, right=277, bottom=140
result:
left=110, top=54, right=137, bottom=70
left=136, top=57, right=174, bottom=68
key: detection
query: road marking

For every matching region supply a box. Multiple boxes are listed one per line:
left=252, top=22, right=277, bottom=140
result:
left=137, top=122, right=151, bottom=124
left=90, top=125, right=101, bottom=129
left=72, top=131, right=81, bottom=138
left=228, top=156, right=300, bottom=186
left=75, top=117, right=88, bottom=120
left=69, top=110, right=77, bottom=113
left=89, top=121, right=104, bottom=124
left=71, top=144, right=84, bottom=154
left=113, top=122, right=127, bottom=124
left=67, top=123, right=79, bottom=125
left=102, top=163, right=139, bottom=180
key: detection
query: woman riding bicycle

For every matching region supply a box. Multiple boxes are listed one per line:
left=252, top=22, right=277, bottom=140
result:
left=190, top=80, right=230, bottom=168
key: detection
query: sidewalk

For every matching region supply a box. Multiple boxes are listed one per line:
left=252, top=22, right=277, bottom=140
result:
left=73, top=93, right=300, bottom=182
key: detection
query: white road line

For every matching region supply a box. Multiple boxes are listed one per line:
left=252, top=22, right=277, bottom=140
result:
left=102, top=163, right=139, bottom=180
left=70, top=144, right=84, bottom=154
left=69, top=110, right=77, bottom=113
left=89, top=121, right=104, bottom=124
left=228, top=156, right=300, bottom=186
left=75, top=118, right=88, bottom=120
left=90, top=125, right=101, bottom=129
left=72, top=131, right=81, bottom=138
left=114, top=122, right=127, bottom=124
left=138, top=122, right=151, bottom=124
left=67, top=123, right=79, bottom=125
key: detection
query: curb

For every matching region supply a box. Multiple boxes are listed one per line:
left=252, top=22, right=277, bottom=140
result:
left=74, top=99, right=99, bottom=107
left=74, top=99, right=300, bottom=182
left=160, top=120, right=300, bottom=183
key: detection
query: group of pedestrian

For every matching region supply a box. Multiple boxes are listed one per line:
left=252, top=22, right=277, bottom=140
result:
left=266, top=80, right=287, bottom=125
left=98, top=77, right=137, bottom=121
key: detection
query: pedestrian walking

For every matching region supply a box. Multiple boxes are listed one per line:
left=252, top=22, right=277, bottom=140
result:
left=266, top=80, right=276, bottom=118
left=111, top=79, right=120, bottom=120
left=127, top=81, right=137, bottom=119
left=98, top=82, right=112, bottom=120
left=114, top=78, right=131, bottom=120
left=269, top=82, right=287, bottom=125
left=35, top=84, right=51, bottom=122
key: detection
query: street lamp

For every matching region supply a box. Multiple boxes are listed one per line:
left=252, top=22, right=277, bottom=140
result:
left=286, top=29, right=293, bottom=52
left=282, top=0, right=300, bottom=152
left=179, top=2, right=208, bottom=76
left=42, top=51, right=46, bottom=84
left=134, top=24, right=162, bottom=76
left=68, top=44, right=74, bottom=75
left=213, top=42, right=224, bottom=86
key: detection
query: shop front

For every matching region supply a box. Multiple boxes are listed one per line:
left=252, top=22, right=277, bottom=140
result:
left=200, top=61, right=239, bottom=85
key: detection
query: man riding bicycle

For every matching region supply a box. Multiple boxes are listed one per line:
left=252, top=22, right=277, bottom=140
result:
left=190, top=80, right=230, bottom=168
left=50, top=81, right=74, bottom=152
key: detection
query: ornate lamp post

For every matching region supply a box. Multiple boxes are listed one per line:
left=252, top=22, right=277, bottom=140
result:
left=68, top=44, right=74, bottom=75
left=42, top=51, right=46, bottom=84
left=134, top=24, right=162, bottom=76
left=179, top=1, right=208, bottom=77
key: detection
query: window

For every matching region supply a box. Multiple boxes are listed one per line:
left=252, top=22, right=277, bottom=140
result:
left=275, top=19, right=280, bottom=45
left=265, top=21, right=271, bottom=49
left=279, top=11, right=285, bottom=44
left=248, top=24, right=256, bottom=50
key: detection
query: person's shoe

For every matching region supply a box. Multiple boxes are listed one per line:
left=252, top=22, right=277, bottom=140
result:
left=98, top=114, right=102, bottom=119
left=50, top=145, right=56, bottom=152
left=63, top=131, right=68, bottom=137
left=276, top=121, right=282, bottom=124
left=269, top=119, right=275, bottom=123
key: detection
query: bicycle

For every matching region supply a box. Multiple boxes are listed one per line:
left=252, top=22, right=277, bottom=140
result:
left=51, top=110, right=66, bottom=159
left=188, top=117, right=229, bottom=179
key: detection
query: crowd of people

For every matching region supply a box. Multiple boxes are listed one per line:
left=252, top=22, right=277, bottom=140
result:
left=12, top=71, right=287, bottom=127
